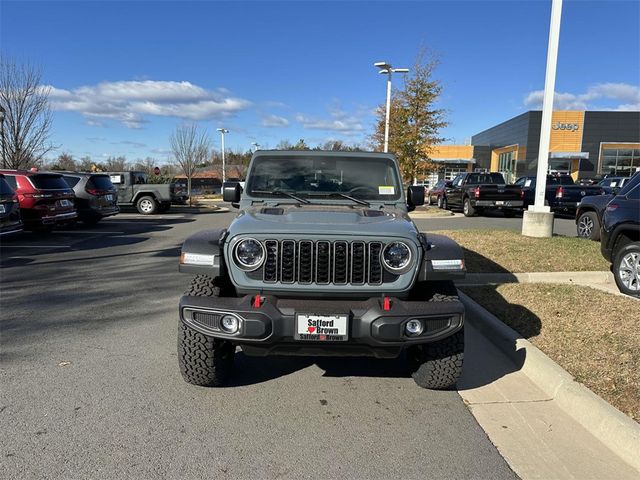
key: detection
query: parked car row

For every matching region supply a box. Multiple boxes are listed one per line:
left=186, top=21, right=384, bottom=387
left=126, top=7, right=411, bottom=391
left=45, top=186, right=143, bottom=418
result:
left=425, top=172, right=618, bottom=218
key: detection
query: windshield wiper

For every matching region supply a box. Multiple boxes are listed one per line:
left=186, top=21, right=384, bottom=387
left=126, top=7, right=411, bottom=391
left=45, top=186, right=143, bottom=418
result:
left=251, top=189, right=311, bottom=204
left=308, top=192, right=371, bottom=207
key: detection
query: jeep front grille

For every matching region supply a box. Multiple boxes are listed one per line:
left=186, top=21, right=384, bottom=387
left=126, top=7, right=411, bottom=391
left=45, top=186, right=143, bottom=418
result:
left=261, top=239, right=386, bottom=285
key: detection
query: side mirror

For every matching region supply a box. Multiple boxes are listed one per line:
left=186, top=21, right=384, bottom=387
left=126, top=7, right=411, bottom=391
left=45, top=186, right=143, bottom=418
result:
left=407, top=185, right=425, bottom=212
left=222, top=181, right=241, bottom=203
left=445, top=181, right=453, bottom=188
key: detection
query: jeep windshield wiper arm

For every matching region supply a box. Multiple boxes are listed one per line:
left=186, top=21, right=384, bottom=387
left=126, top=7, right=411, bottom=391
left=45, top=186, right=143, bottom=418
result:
left=309, top=192, right=371, bottom=207
left=251, top=189, right=311, bottom=204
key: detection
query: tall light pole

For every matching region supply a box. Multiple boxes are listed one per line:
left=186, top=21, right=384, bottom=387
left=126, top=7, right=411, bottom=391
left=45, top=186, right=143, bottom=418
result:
left=0, top=106, right=6, bottom=168
left=217, top=128, right=229, bottom=183
left=522, top=0, right=563, bottom=238
left=374, top=62, right=409, bottom=153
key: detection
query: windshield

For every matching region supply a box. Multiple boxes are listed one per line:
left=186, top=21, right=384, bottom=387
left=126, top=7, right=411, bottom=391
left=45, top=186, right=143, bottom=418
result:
left=246, top=155, right=402, bottom=201
left=0, top=176, right=15, bottom=195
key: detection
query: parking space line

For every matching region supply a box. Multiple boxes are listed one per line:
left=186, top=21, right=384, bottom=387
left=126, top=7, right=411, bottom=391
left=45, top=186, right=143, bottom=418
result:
left=55, top=230, right=125, bottom=234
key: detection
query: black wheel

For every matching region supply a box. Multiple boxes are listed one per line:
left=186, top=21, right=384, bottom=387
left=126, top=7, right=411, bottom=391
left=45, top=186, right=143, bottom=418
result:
left=577, top=211, right=600, bottom=241
left=612, top=242, right=640, bottom=298
left=442, top=197, right=448, bottom=210
left=136, top=195, right=157, bottom=215
left=408, top=281, right=464, bottom=390
left=463, top=198, right=475, bottom=217
left=178, top=275, right=236, bottom=386
left=437, top=196, right=443, bottom=209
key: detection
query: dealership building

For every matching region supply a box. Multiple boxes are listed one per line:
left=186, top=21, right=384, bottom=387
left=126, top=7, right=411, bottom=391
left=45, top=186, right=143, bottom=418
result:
left=428, top=110, right=640, bottom=183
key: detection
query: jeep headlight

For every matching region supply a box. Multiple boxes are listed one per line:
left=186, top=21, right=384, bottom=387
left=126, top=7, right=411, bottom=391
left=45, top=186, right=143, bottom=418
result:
left=381, top=241, right=412, bottom=273
left=233, top=238, right=265, bottom=271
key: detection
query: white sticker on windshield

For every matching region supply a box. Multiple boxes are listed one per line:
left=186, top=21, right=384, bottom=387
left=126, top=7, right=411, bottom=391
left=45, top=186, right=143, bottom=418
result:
left=379, top=186, right=395, bottom=195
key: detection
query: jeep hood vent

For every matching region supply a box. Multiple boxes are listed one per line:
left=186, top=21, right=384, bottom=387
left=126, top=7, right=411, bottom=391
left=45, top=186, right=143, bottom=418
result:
left=362, top=209, right=385, bottom=217
left=260, top=207, right=284, bottom=215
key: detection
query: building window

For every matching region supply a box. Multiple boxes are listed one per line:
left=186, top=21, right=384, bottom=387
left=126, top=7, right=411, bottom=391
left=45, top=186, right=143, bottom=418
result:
left=498, top=151, right=517, bottom=183
left=601, top=148, right=640, bottom=176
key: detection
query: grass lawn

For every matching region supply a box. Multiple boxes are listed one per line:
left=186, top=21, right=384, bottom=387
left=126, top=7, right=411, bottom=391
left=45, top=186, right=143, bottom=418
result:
left=434, top=229, right=609, bottom=273
left=462, top=283, right=640, bottom=422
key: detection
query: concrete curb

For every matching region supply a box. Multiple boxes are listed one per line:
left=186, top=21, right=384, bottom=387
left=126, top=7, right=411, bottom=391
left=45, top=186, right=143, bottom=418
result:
left=459, top=291, right=640, bottom=471
left=458, top=271, right=614, bottom=286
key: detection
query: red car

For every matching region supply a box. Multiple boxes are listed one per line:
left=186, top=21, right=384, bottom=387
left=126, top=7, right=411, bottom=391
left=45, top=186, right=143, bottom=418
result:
left=0, top=169, right=77, bottom=232
left=426, top=179, right=451, bottom=208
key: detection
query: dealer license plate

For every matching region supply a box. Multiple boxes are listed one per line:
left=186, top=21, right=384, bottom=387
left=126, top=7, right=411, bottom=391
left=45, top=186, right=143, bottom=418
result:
left=58, top=199, right=72, bottom=207
left=495, top=200, right=504, bottom=205
left=104, top=194, right=114, bottom=201
left=295, top=314, right=348, bottom=341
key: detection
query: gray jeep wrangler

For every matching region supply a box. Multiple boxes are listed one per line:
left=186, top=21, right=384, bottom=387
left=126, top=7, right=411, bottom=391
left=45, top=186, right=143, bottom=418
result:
left=177, top=151, right=466, bottom=389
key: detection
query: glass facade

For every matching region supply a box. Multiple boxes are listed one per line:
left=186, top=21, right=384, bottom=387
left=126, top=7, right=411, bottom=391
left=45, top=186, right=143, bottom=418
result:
left=601, top=147, right=640, bottom=176
left=498, top=151, right=517, bottom=184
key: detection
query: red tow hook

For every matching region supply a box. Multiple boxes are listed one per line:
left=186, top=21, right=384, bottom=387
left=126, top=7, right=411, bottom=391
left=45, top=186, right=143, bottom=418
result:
left=253, top=295, right=263, bottom=308
left=383, top=296, right=391, bottom=311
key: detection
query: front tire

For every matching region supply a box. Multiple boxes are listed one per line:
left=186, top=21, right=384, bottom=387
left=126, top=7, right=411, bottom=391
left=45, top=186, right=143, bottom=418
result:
left=136, top=195, right=157, bottom=215
left=577, top=211, right=600, bottom=240
left=408, top=281, right=464, bottom=389
left=463, top=198, right=475, bottom=217
left=178, top=275, right=236, bottom=386
left=613, top=242, right=640, bottom=297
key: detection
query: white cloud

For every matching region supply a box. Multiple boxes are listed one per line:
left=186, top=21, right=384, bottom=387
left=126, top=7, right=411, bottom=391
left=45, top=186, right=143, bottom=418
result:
left=295, top=105, right=366, bottom=136
left=524, top=82, right=640, bottom=111
left=261, top=114, right=290, bottom=127
left=47, top=80, right=252, bottom=128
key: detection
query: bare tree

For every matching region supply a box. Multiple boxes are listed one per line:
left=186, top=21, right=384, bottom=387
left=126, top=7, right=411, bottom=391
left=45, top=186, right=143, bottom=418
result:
left=0, top=56, right=54, bottom=169
left=78, top=156, right=95, bottom=172
left=170, top=124, right=210, bottom=205
left=48, top=152, right=77, bottom=171
left=102, top=155, right=129, bottom=171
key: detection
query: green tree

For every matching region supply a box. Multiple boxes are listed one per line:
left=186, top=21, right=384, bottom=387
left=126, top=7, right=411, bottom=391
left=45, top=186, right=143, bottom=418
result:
left=371, top=51, right=448, bottom=183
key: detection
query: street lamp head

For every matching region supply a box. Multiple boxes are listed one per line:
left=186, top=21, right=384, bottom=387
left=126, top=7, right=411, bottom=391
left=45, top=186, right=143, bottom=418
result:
left=378, top=69, right=389, bottom=75
left=374, top=62, right=390, bottom=69
left=217, top=128, right=229, bottom=133
left=393, top=68, right=409, bottom=73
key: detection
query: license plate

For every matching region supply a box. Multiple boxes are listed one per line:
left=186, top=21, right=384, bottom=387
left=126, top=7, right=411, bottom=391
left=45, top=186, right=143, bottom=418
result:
left=295, top=314, right=348, bottom=341
left=104, top=194, right=114, bottom=201
left=58, top=199, right=72, bottom=207
left=495, top=200, right=504, bottom=205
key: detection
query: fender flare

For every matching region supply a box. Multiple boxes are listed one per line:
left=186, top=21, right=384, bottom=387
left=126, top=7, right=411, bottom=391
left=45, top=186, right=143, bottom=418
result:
left=178, top=228, right=227, bottom=277
left=417, top=233, right=466, bottom=281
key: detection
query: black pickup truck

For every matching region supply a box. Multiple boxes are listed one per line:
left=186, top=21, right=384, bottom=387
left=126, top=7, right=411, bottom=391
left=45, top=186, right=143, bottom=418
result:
left=443, top=172, right=523, bottom=217
left=514, top=175, right=604, bottom=215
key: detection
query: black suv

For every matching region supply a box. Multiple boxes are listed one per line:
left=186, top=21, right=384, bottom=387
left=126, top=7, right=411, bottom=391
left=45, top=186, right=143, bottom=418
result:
left=60, top=172, right=119, bottom=224
left=0, top=173, right=23, bottom=236
left=600, top=172, right=640, bottom=297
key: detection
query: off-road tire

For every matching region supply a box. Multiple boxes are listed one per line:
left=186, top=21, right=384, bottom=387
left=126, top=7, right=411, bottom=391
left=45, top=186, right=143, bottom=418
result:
left=178, top=275, right=236, bottom=386
left=408, top=281, right=464, bottom=389
left=463, top=198, right=475, bottom=217
left=577, top=211, right=600, bottom=241
left=612, top=242, right=640, bottom=298
left=136, top=195, right=157, bottom=215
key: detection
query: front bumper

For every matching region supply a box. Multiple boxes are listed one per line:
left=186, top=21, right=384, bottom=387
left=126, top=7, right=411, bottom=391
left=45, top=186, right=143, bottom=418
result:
left=179, top=294, right=464, bottom=358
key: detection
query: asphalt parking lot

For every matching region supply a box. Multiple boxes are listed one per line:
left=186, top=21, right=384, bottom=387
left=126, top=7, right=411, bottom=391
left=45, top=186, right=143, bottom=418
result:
left=1, top=209, right=577, bottom=479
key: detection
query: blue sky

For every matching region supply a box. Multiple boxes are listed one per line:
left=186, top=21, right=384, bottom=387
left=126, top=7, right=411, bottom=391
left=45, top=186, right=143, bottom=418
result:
left=2, top=0, right=639, bottom=164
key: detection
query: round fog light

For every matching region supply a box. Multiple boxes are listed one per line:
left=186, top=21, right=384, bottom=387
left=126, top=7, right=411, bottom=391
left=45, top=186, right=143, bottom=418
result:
left=221, top=315, right=240, bottom=334
left=405, top=319, right=424, bottom=336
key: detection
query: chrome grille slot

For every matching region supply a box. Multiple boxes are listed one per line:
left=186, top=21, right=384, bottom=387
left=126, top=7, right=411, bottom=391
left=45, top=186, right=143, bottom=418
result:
left=333, top=241, right=348, bottom=284
left=368, top=242, right=383, bottom=284
left=350, top=241, right=366, bottom=284
left=316, top=241, right=331, bottom=284
left=264, top=240, right=279, bottom=282
left=280, top=240, right=296, bottom=283
left=298, top=241, right=314, bottom=284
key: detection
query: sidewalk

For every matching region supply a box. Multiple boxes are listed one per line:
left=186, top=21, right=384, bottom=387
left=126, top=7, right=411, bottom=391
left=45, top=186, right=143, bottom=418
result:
left=459, top=299, right=639, bottom=479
